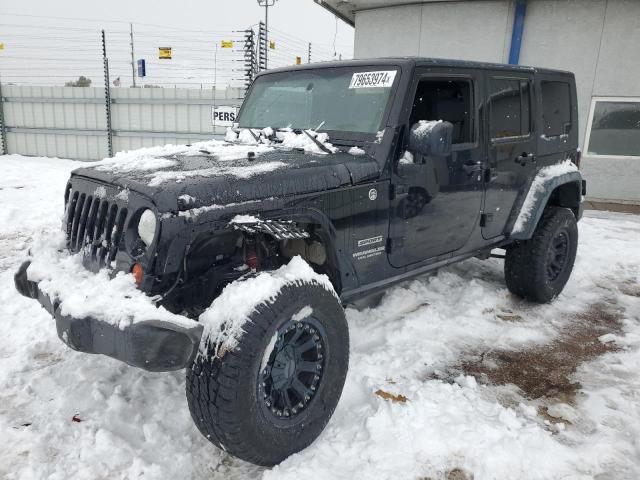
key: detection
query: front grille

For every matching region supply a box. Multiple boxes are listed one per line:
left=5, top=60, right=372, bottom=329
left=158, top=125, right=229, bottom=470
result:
left=65, top=189, right=128, bottom=269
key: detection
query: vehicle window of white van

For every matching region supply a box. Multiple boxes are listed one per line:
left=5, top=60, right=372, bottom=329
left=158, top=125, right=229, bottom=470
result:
left=238, top=67, right=399, bottom=135
left=588, top=100, right=640, bottom=157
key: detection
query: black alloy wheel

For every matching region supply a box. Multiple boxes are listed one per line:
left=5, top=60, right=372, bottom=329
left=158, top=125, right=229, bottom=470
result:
left=546, top=230, right=569, bottom=282
left=259, top=317, right=326, bottom=420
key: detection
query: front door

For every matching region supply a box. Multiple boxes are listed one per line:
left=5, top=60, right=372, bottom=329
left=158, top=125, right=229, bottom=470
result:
left=388, top=72, right=484, bottom=267
left=482, top=73, right=537, bottom=239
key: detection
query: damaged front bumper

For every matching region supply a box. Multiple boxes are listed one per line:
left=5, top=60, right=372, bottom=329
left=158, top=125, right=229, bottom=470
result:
left=14, top=261, right=203, bottom=372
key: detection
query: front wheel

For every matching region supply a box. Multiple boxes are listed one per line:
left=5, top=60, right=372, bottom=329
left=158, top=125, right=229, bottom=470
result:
left=505, top=207, right=578, bottom=303
left=186, top=279, right=349, bottom=466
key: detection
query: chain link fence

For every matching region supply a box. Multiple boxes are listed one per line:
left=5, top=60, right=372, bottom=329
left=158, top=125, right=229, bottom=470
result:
left=0, top=18, right=350, bottom=89
left=0, top=15, right=352, bottom=159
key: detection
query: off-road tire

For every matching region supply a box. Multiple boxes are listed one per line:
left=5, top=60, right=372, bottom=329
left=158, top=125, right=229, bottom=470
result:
left=186, top=280, right=349, bottom=466
left=505, top=207, right=578, bottom=303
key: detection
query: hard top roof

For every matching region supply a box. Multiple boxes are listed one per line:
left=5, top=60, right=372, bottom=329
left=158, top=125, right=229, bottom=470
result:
left=257, top=57, right=574, bottom=78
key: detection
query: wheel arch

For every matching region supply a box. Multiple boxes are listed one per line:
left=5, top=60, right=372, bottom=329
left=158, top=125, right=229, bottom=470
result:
left=256, top=208, right=354, bottom=296
left=511, top=171, right=584, bottom=241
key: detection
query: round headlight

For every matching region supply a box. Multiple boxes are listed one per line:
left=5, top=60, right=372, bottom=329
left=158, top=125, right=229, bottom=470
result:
left=138, top=209, right=157, bottom=247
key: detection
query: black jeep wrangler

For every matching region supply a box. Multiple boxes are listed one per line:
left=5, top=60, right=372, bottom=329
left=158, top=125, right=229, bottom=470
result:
left=15, top=58, right=585, bottom=466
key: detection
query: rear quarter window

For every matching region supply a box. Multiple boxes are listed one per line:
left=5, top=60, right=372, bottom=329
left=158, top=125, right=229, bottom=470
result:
left=541, top=81, right=571, bottom=137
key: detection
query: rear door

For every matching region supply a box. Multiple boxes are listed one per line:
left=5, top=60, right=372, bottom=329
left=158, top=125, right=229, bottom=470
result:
left=482, top=72, right=537, bottom=239
left=388, top=69, right=484, bottom=267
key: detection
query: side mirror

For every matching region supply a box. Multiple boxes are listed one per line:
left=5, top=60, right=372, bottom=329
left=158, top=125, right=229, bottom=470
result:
left=408, top=120, right=453, bottom=157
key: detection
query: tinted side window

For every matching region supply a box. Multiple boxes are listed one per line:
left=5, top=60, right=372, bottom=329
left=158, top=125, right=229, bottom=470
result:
left=489, top=78, right=530, bottom=140
left=541, top=81, right=571, bottom=137
left=410, top=79, right=473, bottom=144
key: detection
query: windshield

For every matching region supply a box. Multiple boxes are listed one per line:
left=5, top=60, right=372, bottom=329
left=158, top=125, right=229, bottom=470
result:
left=238, top=66, right=399, bottom=135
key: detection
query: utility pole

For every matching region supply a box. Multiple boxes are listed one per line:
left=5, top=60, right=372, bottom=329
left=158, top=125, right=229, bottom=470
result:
left=129, top=23, right=137, bottom=87
left=257, top=0, right=278, bottom=70
left=308, top=42, right=312, bottom=63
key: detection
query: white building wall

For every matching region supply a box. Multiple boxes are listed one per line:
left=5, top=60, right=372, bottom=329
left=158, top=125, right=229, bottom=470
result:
left=581, top=0, right=640, bottom=204
left=353, top=0, right=640, bottom=204
left=354, top=2, right=513, bottom=62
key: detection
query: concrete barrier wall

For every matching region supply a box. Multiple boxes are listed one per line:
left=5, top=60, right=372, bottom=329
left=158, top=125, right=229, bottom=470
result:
left=0, top=85, right=244, bottom=160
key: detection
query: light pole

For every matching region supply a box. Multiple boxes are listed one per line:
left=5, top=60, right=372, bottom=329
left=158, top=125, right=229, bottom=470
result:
left=257, top=0, right=278, bottom=69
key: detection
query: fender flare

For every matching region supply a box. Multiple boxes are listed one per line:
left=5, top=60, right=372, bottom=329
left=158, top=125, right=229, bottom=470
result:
left=234, top=207, right=357, bottom=294
left=510, top=170, right=583, bottom=241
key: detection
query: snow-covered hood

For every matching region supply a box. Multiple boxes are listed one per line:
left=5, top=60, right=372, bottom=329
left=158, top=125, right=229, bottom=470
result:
left=70, top=141, right=381, bottom=214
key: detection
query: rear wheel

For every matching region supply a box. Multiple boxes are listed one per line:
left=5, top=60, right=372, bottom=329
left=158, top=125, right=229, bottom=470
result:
left=186, top=280, right=348, bottom=466
left=505, top=207, right=578, bottom=303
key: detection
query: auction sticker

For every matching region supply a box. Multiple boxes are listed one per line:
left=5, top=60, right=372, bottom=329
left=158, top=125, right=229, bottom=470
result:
left=349, top=70, right=397, bottom=89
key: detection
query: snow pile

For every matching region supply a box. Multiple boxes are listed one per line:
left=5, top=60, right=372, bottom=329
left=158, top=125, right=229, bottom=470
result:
left=198, top=256, right=335, bottom=357
left=93, top=128, right=342, bottom=188
left=229, top=214, right=261, bottom=224
left=348, top=146, right=366, bottom=156
left=512, top=159, right=579, bottom=234
left=275, top=129, right=338, bottom=154
left=93, top=186, right=107, bottom=199
left=225, top=127, right=239, bottom=142
left=228, top=126, right=338, bottom=155
left=146, top=160, right=286, bottom=187
left=94, top=139, right=283, bottom=187
left=175, top=198, right=264, bottom=219
left=399, top=150, right=414, bottom=164
left=413, top=119, right=443, bottom=138
left=3, top=155, right=640, bottom=479
left=25, top=231, right=196, bottom=330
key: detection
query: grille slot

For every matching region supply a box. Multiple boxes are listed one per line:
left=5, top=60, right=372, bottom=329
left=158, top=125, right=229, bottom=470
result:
left=65, top=187, right=129, bottom=269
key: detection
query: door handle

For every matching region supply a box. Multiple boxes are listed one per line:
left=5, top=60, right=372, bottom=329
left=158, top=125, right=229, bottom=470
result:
left=462, top=161, right=483, bottom=175
left=515, top=153, right=535, bottom=166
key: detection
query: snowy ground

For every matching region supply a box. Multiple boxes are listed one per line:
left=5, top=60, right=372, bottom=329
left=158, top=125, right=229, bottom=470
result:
left=1, top=154, right=639, bottom=480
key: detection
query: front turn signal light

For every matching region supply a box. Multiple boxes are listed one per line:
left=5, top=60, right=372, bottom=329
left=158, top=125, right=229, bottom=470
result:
left=132, top=263, right=144, bottom=287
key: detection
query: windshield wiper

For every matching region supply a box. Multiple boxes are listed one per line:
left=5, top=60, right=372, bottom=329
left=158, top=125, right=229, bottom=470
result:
left=302, top=130, right=332, bottom=154
left=246, top=128, right=261, bottom=142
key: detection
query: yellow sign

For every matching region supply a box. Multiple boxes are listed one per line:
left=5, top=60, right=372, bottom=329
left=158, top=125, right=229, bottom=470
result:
left=295, top=56, right=302, bottom=65
left=0, top=42, right=4, bottom=51
left=158, top=47, right=172, bottom=59
left=269, top=40, right=276, bottom=50
left=221, top=40, right=234, bottom=49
